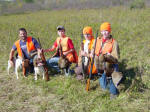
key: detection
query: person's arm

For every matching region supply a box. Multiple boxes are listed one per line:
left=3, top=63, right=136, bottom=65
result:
left=43, top=45, right=56, bottom=52
left=43, top=40, right=57, bottom=52
left=9, top=48, right=16, bottom=67
left=9, top=49, right=15, bottom=61
left=32, top=38, right=41, bottom=49
left=9, top=44, right=17, bottom=60
left=110, top=40, right=119, bottom=60
left=63, top=48, right=74, bottom=56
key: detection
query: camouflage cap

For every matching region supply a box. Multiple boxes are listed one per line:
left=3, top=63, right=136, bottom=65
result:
left=57, top=25, right=65, bottom=31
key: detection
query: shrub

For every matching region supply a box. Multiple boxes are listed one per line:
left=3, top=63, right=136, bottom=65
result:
left=130, top=0, right=145, bottom=9
left=23, top=0, right=34, bottom=3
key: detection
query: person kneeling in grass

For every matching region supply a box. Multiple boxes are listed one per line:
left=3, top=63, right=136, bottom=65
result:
left=92, top=22, right=122, bottom=99
left=75, top=26, right=97, bottom=80
left=43, top=26, right=78, bottom=75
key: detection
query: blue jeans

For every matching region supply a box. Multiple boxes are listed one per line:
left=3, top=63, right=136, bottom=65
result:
left=99, top=73, right=118, bottom=95
left=99, top=64, right=119, bottom=95
left=46, top=57, right=60, bottom=73
left=113, top=64, right=119, bottom=72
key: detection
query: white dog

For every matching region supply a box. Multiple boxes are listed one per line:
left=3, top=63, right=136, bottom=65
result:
left=7, top=57, right=22, bottom=79
left=34, top=65, right=45, bottom=80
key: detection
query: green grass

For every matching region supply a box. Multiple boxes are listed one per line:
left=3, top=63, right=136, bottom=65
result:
left=0, top=7, right=150, bottom=112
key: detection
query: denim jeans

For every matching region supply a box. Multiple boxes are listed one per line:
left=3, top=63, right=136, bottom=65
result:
left=99, top=73, right=118, bottom=95
left=113, top=64, right=119, bottom=72
left=46, top=57, right=60, bottom=73
left=99, top=64, right=119, bottom=95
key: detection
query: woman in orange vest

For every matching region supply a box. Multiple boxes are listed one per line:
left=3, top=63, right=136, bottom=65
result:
left=94, top=22, right=120, bottom=99
left=43, top=26, right=78, bottom=74
left=75, top=26, right=97, bottom=80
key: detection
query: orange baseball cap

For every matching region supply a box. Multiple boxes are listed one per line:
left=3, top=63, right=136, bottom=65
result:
left=100, top=22, right=111, bottom=32
left=83, top=26, right=93, bottom=35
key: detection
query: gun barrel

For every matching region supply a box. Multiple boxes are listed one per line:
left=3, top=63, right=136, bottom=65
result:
left=86, top=31, right=98, bottom=91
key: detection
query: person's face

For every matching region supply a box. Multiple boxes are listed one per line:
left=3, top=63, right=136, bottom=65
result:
left=57, top=30, right=65, bottom=37
left=84, top=34, right=92, bottom=40
left=19, top=30, right=27, bottom=40
left=101, top=30, right=110, bottom=38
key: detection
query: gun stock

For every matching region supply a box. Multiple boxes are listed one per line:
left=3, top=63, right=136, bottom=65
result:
left=86, top=31, right=98, bottom=91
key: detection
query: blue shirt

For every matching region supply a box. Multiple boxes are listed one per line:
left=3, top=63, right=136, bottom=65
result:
left=12, top=37, right=40, bottom=59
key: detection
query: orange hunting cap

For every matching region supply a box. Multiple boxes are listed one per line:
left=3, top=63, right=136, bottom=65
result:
left=100, top=22, right=111, bottom=32
left=83, top=26, right=93, bottom=35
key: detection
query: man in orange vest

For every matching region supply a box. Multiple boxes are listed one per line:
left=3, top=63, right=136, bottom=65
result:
left=43, top=26, right=78, bottom=75
left=93, top=22, right=121, bottom=99
left=75, top=26, right=97, bottom=80
left=9, top=28, right=42, bottom=77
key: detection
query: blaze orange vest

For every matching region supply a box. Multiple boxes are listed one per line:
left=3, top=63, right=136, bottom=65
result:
left=56, top=37, right=69, bottom=52
left=15, top=36, right=36, bottom=58
left=56, top=37, right=78, bottom=63
left=95, top=37, right=115, bottom=56
left=82, top=38, right=97, bottom=74
left=83, top=38, right=95, bottom=50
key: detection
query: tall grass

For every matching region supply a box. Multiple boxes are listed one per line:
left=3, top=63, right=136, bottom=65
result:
left=0, top=7, right=150, bottom=112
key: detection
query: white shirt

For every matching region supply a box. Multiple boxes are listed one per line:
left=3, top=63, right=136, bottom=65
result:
left=84, top=40, right=90, bottom=66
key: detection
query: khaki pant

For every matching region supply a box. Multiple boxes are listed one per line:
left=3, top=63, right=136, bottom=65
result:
left=74, top=65, right=88, bottom=75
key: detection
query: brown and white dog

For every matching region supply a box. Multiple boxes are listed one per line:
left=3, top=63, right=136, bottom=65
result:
left=8, top=51, right=46, bottom=80
left=58, top=56, right=71, bottom=76
left=33, top=53, right=46, bottom=80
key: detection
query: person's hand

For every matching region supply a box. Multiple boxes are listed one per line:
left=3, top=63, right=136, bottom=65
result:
left=43, top=49, right=49, bottom=52
left=106, top=52, right=111, bottom=55
left=40, top=48, right=44, bottom=52
left=9, top=59, right=15, bottom=67
left=89, top=52, right=94, bottom=58
left=39, top=49, right=43, bottom=53
left=63, top=52, right=67, bottom=56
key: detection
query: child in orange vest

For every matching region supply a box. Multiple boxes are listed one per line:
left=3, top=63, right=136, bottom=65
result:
left=75, top=26, right=97, bottom=80
left=94, top=22, right=120, bottom=99
left=43, top=26, right=78, bottom=75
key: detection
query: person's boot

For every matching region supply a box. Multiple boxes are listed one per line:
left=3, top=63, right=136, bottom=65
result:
left=76, top=75, right=83, bottom=80
left=110, top=94, right=118, bottom=100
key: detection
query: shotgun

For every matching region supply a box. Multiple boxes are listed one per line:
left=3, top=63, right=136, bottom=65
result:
left=37, top=38, right=49, bottom=81
left=86, top=31, right=98, bottom=91
left=81, top=33, right=86, bottom=79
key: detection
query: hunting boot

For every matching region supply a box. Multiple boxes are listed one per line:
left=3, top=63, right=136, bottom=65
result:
left=112, top=71, right=123, bottom=88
